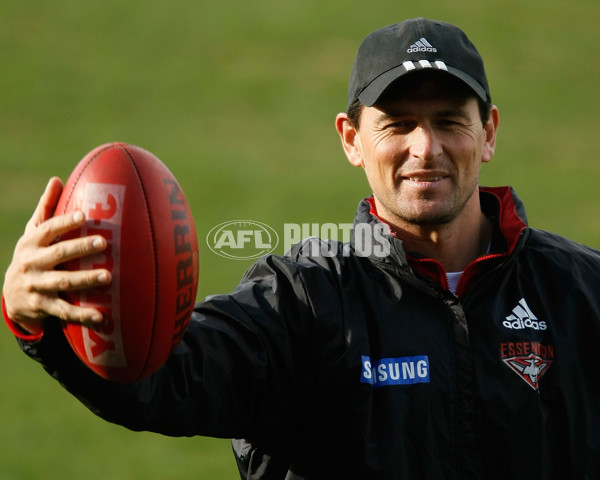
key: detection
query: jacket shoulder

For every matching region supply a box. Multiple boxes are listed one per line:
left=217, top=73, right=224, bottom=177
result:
left=524, top=228, right=600, bottom=275
left=526, top=228, right=599, bottom=257
left=281, top=237, right=348, bottom=271
left=235, top=238, right=348, bottom=315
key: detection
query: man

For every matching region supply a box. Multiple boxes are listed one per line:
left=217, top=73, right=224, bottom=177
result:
left=3, top=17, right=600, bottom=479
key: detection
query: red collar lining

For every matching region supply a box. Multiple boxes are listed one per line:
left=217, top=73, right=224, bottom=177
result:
left=364, top=188, right=527, bottom=296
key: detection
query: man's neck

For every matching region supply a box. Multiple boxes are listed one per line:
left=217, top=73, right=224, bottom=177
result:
left=380, top=196, right=493, bottom=272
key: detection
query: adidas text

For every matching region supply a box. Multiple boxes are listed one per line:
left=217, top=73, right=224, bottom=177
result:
left=407, top=46, right=437, bottom=53
left=503, top=318, right=547, bottom=331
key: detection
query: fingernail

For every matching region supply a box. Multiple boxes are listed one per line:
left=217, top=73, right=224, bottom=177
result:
left=91, top=312, right=103, bottom=323
left=92, top=237, right=105, bottom=248
left=98, top=271, right=109, bottom=282
left=73, top=211, right=84, bottom=223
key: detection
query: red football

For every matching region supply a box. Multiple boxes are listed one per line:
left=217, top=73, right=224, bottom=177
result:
left=55, top=142, right=199, bottom=383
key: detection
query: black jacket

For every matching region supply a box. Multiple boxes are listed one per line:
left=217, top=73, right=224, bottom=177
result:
left=12, top=186, right=600, bottom=479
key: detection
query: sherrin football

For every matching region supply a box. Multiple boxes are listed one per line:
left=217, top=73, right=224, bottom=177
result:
left=55, top=142, right=199, bottom=383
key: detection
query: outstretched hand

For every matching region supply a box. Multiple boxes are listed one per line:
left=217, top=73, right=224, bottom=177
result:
left=2, top=177, right=112, bottom=334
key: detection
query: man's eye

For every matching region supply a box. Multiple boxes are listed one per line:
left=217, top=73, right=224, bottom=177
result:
left=438, top=118, right=464, bottom=127
left=386, top=121, right=414, bottom=130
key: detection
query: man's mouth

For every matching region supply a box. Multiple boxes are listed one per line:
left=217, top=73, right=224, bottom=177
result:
left=406, top=176, right=445, bottom=182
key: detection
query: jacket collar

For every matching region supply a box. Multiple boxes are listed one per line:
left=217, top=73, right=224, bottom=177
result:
left=352, top=186, right=528, bottom=295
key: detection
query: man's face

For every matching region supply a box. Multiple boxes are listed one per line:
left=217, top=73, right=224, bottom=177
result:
left=337, top=76, right=498, bottom=232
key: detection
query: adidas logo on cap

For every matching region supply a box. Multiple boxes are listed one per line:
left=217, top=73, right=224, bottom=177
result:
left=407, top=37, right=437, bottom=53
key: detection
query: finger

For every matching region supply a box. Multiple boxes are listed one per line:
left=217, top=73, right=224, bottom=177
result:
left=28, top=210, right=87, bottom=247
left=30, top=234, right=108, bottom=270
left=46, top=296, right=105, bottom=324
left=27, top=177, right=64, bottom=232
left=34, top=268, right=112, bottom=293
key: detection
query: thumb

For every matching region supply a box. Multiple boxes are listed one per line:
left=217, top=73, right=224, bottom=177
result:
left=26, top=177, right=64, bottom=232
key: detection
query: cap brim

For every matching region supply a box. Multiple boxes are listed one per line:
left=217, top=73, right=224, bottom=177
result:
left=357, top=63, right=488, bottom=107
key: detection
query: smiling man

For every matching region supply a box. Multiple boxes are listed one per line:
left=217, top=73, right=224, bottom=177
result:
left=3, top=17, right=600, bottom=480
left=337, top=70, right=498, bottom=273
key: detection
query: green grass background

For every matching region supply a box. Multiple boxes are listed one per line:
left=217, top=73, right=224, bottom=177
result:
left=0, top=0, right=598, bottom=478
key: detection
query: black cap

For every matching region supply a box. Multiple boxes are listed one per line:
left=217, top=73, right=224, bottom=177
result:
left=347, top=18, right=490, bottom=109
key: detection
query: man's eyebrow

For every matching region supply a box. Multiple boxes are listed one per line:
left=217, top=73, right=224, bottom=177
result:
left=373, top=108, right=413, bottom=122
left=436, top=108, right=471, bottom=119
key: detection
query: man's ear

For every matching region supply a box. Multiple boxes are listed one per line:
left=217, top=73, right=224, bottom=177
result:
left=481, top=105, right=499, bottom=163
left=336, top=113, right=364, bottom=168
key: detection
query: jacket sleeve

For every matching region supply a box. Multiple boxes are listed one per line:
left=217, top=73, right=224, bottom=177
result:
left=12, top=251, right=345, bottom=439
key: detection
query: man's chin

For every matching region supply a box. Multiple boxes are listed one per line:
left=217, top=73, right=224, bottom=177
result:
left=396, top=200, right=457, bottom=226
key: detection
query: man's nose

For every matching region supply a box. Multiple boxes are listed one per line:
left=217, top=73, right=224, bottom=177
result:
left=408, top=125, right=442, bottom=161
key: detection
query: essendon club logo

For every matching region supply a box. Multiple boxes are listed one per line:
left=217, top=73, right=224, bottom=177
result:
left=500, top=342, right=554, bottom=390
